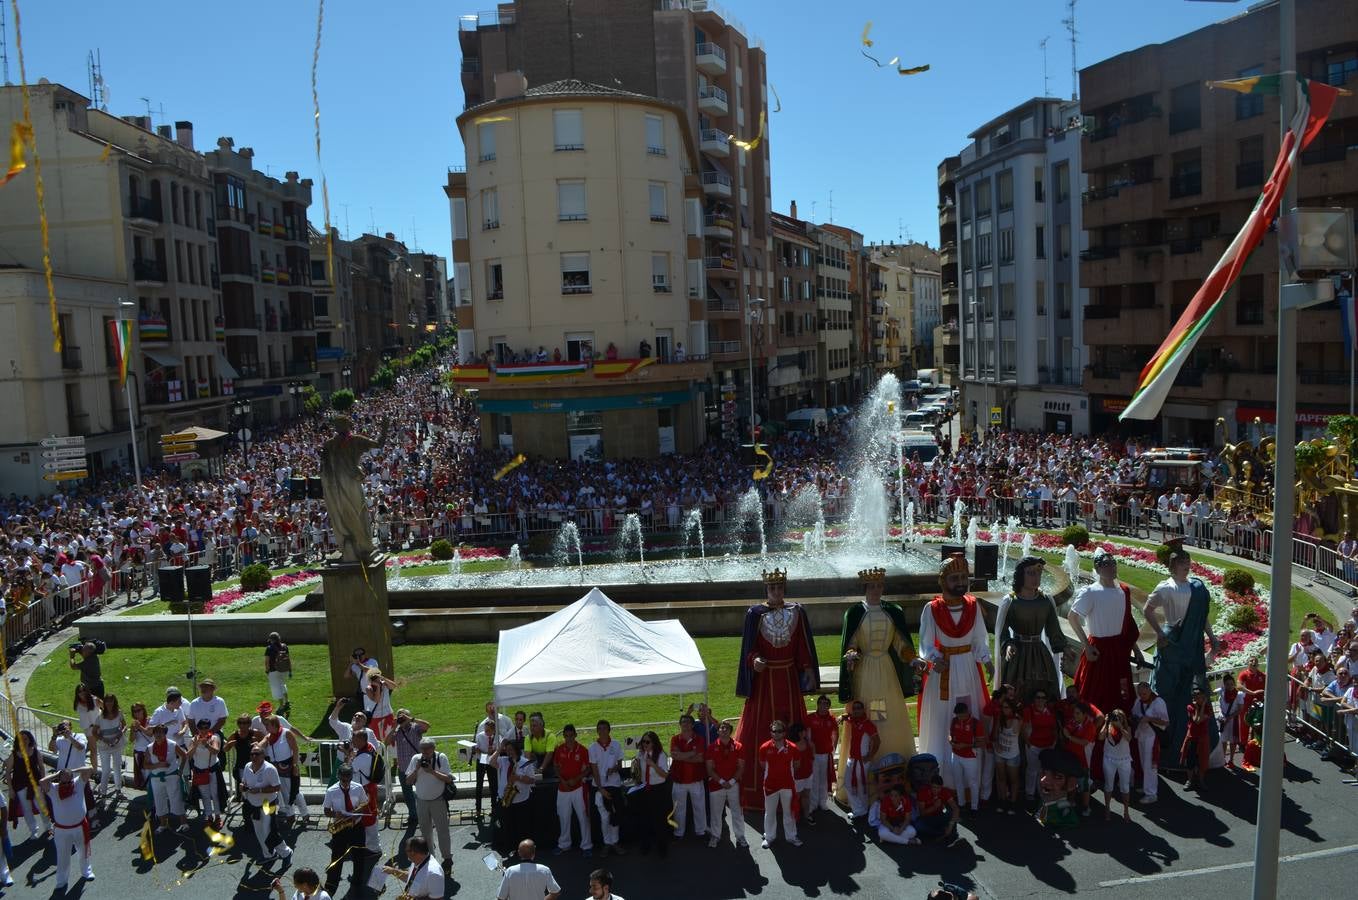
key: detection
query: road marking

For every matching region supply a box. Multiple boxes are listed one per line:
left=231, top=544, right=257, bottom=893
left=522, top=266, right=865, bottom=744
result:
left=1098, top=843, right=1358, bottom=887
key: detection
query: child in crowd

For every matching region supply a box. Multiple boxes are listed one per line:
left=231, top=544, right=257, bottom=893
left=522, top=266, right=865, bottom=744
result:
left=949, top=702, right=981, bottom=812
left=1099, top=709, right=1133, bottom=822
left=1183, top=688, right=1213, bottom=791
left=1216, top=673, right=1245, bottom=768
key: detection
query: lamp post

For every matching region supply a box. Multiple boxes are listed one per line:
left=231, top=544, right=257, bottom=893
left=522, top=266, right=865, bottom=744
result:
left=116, top=299, right=142, bottom=490
left=232, top=399, right=252, bottom=466
left=746, top=298, right=765, bottom=448
left=341, top=365, right=352, bottom=389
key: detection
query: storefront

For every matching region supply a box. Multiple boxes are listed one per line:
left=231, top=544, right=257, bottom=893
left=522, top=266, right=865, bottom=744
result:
left=1235, top=404, right=1350, bottom=442
left=476, top=387, right=702, bottom=460
left=1089, top=396, right=1158, bottom=438
left=1014, top=390, right=1090, bottom=435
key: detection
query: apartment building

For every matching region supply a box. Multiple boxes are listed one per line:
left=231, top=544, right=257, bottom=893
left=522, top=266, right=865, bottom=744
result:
left=936, top=156, right=962, bottom=385
left=411, top=252, right=450, bottom=329
left=912, top=266, right=942, bottom=370
left=943, top=97, right=1090, bottom=435
left=873, top=241, right=941, bottom=372
left=445, top=77, right=710, bottom=459
left=309, top=231, right=361, bottom=394
left=1080, top=0, right=1358, bottom=443
left=770, top=205, right=820, bottom=419
left=0, top=83, right=229, bottom=490
left=814, top=227, right=853, bottom=407
left=458, top=0, right=773, bottom=437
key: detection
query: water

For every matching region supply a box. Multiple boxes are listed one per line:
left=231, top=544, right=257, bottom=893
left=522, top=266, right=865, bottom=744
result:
left=965, top=517, right=980, bottom=562
left=1020, top=530, right=1034, bottom=563
left=448, top=547, right=462, bottom=581
left=508, top=544, right=523, bottom=583
left=1001, top=516, right=1021, bottom=579
left=616, top=514, right=646, bottom=564
left=951, top=499, right=965, bottom=543
left=844, top=374, right=903, bottom=549
left=904, top=501, right=917, bottom=544
left=846, top=462, right=890, bottom=548
left=681, top=509, right=707, bottom=562
left=552, top=522, right=584, bottom=584
left=731, top=487, right=767, bottom=558
left=1063, top=544, right=1082, bottom=591
left=896, top=432, right=907, bottom=549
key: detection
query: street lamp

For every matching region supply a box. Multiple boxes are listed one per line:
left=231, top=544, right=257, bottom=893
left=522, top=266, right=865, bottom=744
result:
left=232, top=399, right=252, bottom=465
left=341, top=365, right=352, bottom=388
left=115, top=299, right=142, bottom=490
left=745, top=298, right=765, bottom=449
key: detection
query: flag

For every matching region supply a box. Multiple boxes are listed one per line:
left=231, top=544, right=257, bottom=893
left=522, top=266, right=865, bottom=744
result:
left=492, top=361, right=587, bottom=382
left=450, top=364, right=491, bottom=383
left=108, top=318, right=133, bottom=386
left=592, top=357, right=657, bottom=379
left=1120, top=76, right=1340, bottom=421
left=1, top=121, right=31, bottom=187
left=752, top=445, right=774, bottom=481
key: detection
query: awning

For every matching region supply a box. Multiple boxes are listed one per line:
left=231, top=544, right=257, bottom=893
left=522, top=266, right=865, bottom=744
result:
left=216, top=353, right=240, bottom=380
left=144, top=349, right=182, bottom=367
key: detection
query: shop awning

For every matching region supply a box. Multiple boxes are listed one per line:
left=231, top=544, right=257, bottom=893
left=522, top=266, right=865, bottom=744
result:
left=216, top=353, right=240, bottom=380
left=144, top=350, right=182, bottom=367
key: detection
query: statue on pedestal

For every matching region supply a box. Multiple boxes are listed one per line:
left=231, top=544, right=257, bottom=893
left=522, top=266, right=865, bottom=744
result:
left=319, top=415, right=388, bottom=564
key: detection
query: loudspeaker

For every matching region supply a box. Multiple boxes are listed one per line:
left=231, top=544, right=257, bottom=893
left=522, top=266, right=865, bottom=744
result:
left=184, top=565, right=212, bottom=604
left=289, top=477, right=307, bottom=501
left=941, top=544, right=964, bottom=561
left=157, top=566, right=185, bottom=604
left=307, top=476, right=324, bottom=500
left=973, top=543, right=999, bottom=581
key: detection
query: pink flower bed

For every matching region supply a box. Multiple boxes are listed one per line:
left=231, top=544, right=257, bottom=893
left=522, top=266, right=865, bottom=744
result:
left=203, top=570, right=321, bottom=614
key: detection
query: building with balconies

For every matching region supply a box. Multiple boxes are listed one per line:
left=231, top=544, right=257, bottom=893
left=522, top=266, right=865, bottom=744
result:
left=770, top=204, right=821, bottom=419
left=1079, top=0, right=1358, bottom=443
left=873, top=242, right=941, bottom=373
left=446, top=77, right=710, bottom=459
left=942, top=96, right=1089, bottom=435
left=812, top=227, right=853, bottom=407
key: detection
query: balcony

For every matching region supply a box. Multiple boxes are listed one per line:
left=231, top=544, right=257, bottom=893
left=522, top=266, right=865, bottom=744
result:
left=706, top=296, right=740, bottom=313
left=700, top=129, right=730, bottom=157
left=704, top=212, right=734, bottom=238
left=1236, top=160, right=1264, bottom=189
left=939, top=203, right=956, bottom=227
left=257, top=217, right=274, bottom=237
left=127, top=195, right=163, bottom=225
left=697, top=84, right=729, bottom=116
left=287, top=359, right=317, bottom=376
left=705, top=256, right=737, bottom=278
left=261, top=265, right=277, bottom=284
left=701, top=171, right=732, bottom=198
left=1083, top=365, right=1141, bottom=396
left=61, top=345, right=81, bottom=370
left=939, top=242, right=956, bottom=267
left=133, top=258, right=167, bottom=284
left=1168, top=171, right=1202, bottom=200
left=710, top=339, right=742, bottom=358
left=695, top=42, right=727, bottom=76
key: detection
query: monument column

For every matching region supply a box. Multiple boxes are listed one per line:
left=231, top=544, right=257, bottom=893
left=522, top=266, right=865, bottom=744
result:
left=321, top=554, right=395, bottom=696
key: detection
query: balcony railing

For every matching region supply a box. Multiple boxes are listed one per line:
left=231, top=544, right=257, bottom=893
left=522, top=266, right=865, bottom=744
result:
left=710, top=339, right=741, bottom=355
left=695, top=42, right=727, bottom=63
left=700, top=129, right=729, bottom=150
left=1080, top=246, right=1120, bottom=262
left=706, top=297, right=740, bottom=311
left=705, top=256, right=736, bottom=271
left=133, top=258, right=167, bottom=282
left=698, top=85, right=728, bottom=105
left=701, top=172, right=732, bottom=190
left=128, top=195, right=163, bottom=222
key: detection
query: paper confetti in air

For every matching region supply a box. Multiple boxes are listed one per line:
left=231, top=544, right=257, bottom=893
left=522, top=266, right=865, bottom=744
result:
left=771, top=84, right=782, bottom=113
left=730, top=111, right=767, bottom=152
left=0, top=121, right=30, bottom=187
left=473, top=115, right=512, bottom=124
left=493, top=453, right=527, bottom=481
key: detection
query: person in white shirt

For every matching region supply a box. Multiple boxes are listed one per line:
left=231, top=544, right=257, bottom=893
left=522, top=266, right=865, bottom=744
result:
left=188, top=678, right=229, bottom=733
left=41, top=766, right=95, bottom=891
left=1099, top=710, right=1134, bottom=822
left=322, top=766, right=373, bottom=897
left=241, top=744, right=292, bottom=861
left=379, top=836, right=445, bottom=899
left=93, top=693, right=127, bottom=798
left=150, top=687, right=190, bottom=748
left=406, top=738, right=454, bottom=867
left=186, top=718, right=224, bottom=826
left=475, top=718, right=501, bottom=818
left=587, top=867, right=624, bottom=900
left=270, top=866, right=330, bottom=900
left=1309, top=614, right=1338, bottom=655
left=589, top=720, right=626, bottom=856
left=1130, top=682, right=1168, bottom=803
left=346, top=647, right=380, bottom=699
left=497, top=839, right=561, bottom=900
left=261, top=714, right=310, bottom=824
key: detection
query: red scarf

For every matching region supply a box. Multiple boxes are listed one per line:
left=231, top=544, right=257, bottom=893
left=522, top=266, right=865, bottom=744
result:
left=152, top=736, right=169, bottom=763
left=929, top=596, right=977, bottom=642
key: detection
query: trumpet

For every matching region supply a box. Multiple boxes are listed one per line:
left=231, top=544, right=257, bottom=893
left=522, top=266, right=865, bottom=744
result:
left=328, top=798, right=368, bottom=834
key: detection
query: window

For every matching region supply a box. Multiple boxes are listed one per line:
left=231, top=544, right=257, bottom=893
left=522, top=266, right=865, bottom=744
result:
left=478, top=123, right=496, bottom=162
left=565, top=332, right=594, bottom=362
left=1328, top=54, right=1358, bottom=87
left=1235, top=274, right=1264, bottom=325
left=1054, top=163, right=1070, bottom=202
left=1236, top=135, right=1264, bottom=188
left=997, top=171, right=1013, bottom=211
left=975, top=180, right=992, bottom=216
left=1169, top=82, right=1201, bottom=134
left=1035, top=225, right=1046, bottom=259
left=648, top=183, right=668, bottom=222
left=961, top=237, right=973, bottom=271
left=1035, top=279, right=1046, bottom=316
left=561, top=253, right=591, bottom=293
left=1056, top=281, right=1071, bottom=318
left=998, top=228, right=1014, bottom=263
left=959, top=187, right=971, bottom=221
left=492, top=336, right=511, bottom=365
left=482, top=188, right=499, bottom=229
left=1057, top=224, right=1070, bottom=260
left=645, top=114, right=665, bottom=155
left=171, top=182, right=180, bottom=224
left=1170, top=149, right=1202, bottom=199
left=652, top=253, right=670, bottom=292
left=999, top=283, right=1015, bottom=320
left=452, top=197, right=468, bottom=240
left=558, top=180, right=586, bottom=221
left=553, top=109, right=584, bottom=151
left=688, top=259, right=702, bottom=298
left=1236, top=66, right=1265, bottom=119
left=486, top=260, right=504, bottom=300
left=976, top=232, right=992, bottom=266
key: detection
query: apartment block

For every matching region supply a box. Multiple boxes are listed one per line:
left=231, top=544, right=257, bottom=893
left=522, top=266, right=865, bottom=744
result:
left=1079, top=0, right=1358, bottom=443
left=936, top=156, right=962, bottom=384
left=769, top=205, right=820, bottom=418
left=873, top=241, right=941, bottom=372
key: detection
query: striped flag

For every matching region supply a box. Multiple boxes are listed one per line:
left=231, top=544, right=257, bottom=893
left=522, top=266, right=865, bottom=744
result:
left=108, top=318, right=133, bottom=386
left=1120, top=76, right=1341, bottom=421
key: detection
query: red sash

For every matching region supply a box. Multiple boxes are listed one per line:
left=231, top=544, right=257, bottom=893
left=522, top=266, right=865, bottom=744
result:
left=929, top=597, right=978, bottom=644
left=54, top=815, right=92, bottom=854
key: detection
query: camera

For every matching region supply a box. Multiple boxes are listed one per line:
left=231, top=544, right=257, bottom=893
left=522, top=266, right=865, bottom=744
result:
left=420, top=758, right=432, bottom=769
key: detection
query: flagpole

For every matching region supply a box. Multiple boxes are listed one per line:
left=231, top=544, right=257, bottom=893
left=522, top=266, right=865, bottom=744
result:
left=117, top=299, right=142, bottom=491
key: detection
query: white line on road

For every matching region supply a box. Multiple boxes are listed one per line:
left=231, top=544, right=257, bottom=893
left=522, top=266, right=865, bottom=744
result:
left=1098, top=843, right=1358, bottom=887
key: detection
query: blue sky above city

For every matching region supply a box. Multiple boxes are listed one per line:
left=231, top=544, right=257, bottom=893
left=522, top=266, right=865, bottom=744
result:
left=11, top=0, right=1245, bottom=259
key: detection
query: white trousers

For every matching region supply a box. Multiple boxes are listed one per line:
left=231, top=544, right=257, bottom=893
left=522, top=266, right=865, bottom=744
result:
left=594, top=788, right=621, bottom=846
left=247, top=800, right=275, bottom=856
left=877, top=823, right=918, bottom=845
left=364, top=822, right=386, bottom=891
left=1104, top=757, right=1133, bottom=795
left=979, top=748, right=994, bottom=801
left=53, top=823, right=90, bottom=888
left=707, top=782, right=745, bottom=844
left=196, top=780, right=220, bottom=818
left=280, top=776, right=310, bottom=818
left=1137, top=732, right=1159, bottom=799
left=952, top=754, right=980, bottom=809
left=671, top=780, right=707, bottom=836
left=97, top=739, right=126, bottom=792
left=150, top=773, right=185, bottom=818
left=811, top=753, right=831, bottom=810
left=762, top=788, right=797, bottom=843
left=1024, top=744, right=1047, bottom=797
left=267, top=671, right=289, bottom=701
left=844, top=759, right=871, bottom=817
left=13, top=788, right=51, bottom=836
left=555, top=787, right=592, bottom=850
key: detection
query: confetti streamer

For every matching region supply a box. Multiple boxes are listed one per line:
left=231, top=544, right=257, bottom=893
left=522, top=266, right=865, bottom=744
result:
left=898, top=63, right=930, bottom=76
left=493, top=453, right=527, bottom=481
left=100, top=141, right=112, bottom=162
left=0, top=121, right=30, bottom=186
left=204, top=822, right=235, bottom=856
left=473, top=115, right=512, bottom=124
left=770, top=83, right=782, bottom=113
left=861, top=21, right=874, bottom=48
left=311, top=0, right=334, bottom=284
left=729, top=110, right=766, bottom=152
left=138, top=813, right=158, bottom=862
left=9, top=0, right=60, bottom=353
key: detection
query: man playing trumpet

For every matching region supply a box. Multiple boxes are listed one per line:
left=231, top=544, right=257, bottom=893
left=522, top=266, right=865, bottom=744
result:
left=378, top=836, right=446, bottom=899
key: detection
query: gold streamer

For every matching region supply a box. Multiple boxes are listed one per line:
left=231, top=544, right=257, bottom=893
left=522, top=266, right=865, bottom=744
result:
left=729, top=111, right=766, bottom=152
left=493, top=453, right=526, bottom=481
left=861, top=21, right=874, bottom=48
left=1, top=121, right=30, bottom=186
left=312, top=0, right=334, bottom=284
left=473, top=115, right=512, bottom=124
left=9, top=0, right=60, bottom=353
left=898, top=63, right=930, bottom=76
left=770, top=84, right=782, bottom=114
left=100, top=141, right=112, bottom=162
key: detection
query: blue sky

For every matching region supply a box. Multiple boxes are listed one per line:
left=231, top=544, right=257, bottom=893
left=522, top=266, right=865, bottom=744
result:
left=11, top=0, right=1243, bottom=258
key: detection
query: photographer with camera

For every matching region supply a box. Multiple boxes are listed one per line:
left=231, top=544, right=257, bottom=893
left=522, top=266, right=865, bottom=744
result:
left=405, top=737, right=454, bottom=874
left=387, top=708, right=431, bottom=822
left=68, top=640, right=105, bottom=698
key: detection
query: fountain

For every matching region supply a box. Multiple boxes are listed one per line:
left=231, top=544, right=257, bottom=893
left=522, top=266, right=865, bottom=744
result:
left=904, top=501, right=917, bottom=544
left=951, top=499, right=965, bottom=543
left=1020, top=530, right=1034, bottom=563
left=895, top=426, right=907, bottom=548
left=447, top=546, right=462, bottom=582
left=846, top=463, right=890, bottom=548
left=965, top=517, right=980, bottom=563
left=508, top=543, right=524, bottom=583
left=1000, top=516, right=1021, bottom=578
left=616, top=513, right=646, bottom=564
left=552, top=522, right=585, bottom=584
left=732, top=487, right=767, bottom=558
left=1063, top=543, right=1082, bottom=591
left=681, top=508, right=707, bottom=562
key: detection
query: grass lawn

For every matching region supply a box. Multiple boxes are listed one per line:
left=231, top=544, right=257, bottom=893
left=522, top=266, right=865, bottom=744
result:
left=26, top=635, right=846, bottom=743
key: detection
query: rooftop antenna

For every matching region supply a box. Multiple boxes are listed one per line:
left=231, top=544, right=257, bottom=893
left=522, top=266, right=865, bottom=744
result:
left=368, top=206, right=376, bottom=235
left=87, top=50, right=107, bottom=110
left=811, top=200, right=817, bottom=222
left=828, top=189, right=834, bottom=225
left=411, top=216, right=418, bottom=251
left=1, top=2, right=9, bottom=86
left=1039, top=36, right=1051, bottom=96
left=898, top=218, right=904, bottom=243
left=138, top=97, right=165, bottom=129
left=340, top=202, right=350, bottom=239
left=1062, top=0, right=1079, bottom=101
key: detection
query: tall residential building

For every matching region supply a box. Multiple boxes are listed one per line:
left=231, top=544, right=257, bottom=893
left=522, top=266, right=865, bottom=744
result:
left=871, top=252, right=914, bottom=373
left=445, top=78, right=710, bottom=458
left=874, top=241, right=941, bottom=371
left=410, top=252, right=450, bottom=328
left=943, top=98, right=1089, bottom=435
left=0, top=83, right=229, bottom=491
left=457, top=0, right=773, bottom=433
left=770, top=204, right=820, bottom=418
left=936, top=156, right=962, bottom=384
left=309, top=230, right=360, bottom=394
left=813, top=226, right=853, bottom=407
left=204, top=137, right=318, bottom=425
left=1080, top=0, right=1358, bottom=443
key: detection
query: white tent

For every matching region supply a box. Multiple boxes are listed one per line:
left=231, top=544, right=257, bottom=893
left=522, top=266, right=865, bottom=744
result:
left=492, top=587, right=708, bottom=706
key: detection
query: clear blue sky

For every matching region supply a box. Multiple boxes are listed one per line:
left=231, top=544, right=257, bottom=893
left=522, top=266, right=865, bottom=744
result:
left=11, top=0, right=1244, bottom=258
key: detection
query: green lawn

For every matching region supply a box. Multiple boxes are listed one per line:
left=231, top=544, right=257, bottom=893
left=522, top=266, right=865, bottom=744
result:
left=26, top=635, right=846, bottom=742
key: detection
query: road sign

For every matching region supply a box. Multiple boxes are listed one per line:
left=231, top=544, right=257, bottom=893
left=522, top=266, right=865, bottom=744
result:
left=160, top=432, right=197, bottom=444
left=40, top=436, right=85, bottom=449
left=41, top=447, right=88, bottom=460
left=161, top=443, right=197, bottom=455
left=989, top=406, right=1003, bottom=425
left=43, top=470, right=87, bottom=482
left=163, top=452, right=200, bottom=463
left=42, top=460, right=87, bottom=470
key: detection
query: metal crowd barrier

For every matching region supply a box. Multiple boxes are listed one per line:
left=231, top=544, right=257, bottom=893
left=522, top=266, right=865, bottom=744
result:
left=1288, top=671, right=1357, bottom=764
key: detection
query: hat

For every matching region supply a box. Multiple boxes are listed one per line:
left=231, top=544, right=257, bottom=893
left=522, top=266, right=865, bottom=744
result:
left=940, top=552, right=969, bottom=581
left=1093, top=546, right=1117, bottom=568
left=165, top=687, right=182, bottom=700
left=872, top=751, right=906, bottom=775
left=256, top=701, right=274, bottom=714
left=858, top=567, right=886, bottom=585
left=761, top=568, right=788, bottom=585
left=198, top=678, right=216, bottom=688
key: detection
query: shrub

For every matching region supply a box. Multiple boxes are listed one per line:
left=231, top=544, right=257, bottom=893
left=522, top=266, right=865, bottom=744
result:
left=330, top=388, right=356, bottom=412
left=240, top=563, right=272, bottom=592
left=1224, top=603, right=1262, bottom=632
left=1060, top=524, right=1089, bottom=547
left=429, top=539, right=454, bottom=561
left=303, top=389, right=325, bottom=415
left=371, top=366, right=395, bottom=389
left=1222, top=567, right=1256, bottom=595
left=1156, top=544, right=1173, bottom=566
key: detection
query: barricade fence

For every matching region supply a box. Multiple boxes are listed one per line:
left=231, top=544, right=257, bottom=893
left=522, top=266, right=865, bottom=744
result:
left=1287, top=672, right=1357, bottom=762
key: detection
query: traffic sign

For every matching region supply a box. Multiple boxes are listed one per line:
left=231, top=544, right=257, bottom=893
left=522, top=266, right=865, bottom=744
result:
left=40, top=436, right=85, bottom=449
left=43, top=470, right=87, bottom=482
left=163, top=452, right=200, bottom=463
left=161, top=443, right=197, bottom=455
left=41, top=447, right=88, bottom=460
left=160, top=432, right=197, bottom=444
left=989, top=406, right=1003, bottom=425
left=42, top=460, right=87, bottom=471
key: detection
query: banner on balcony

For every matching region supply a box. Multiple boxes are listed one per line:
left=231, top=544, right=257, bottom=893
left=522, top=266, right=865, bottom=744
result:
left=492, top=361, right=588, bottom=382
left=108, top=319, right=133, bottom=386
left=1120, top=76, right=1340, bottom=422
left=450, top=364, right=491, bottom=383
left=139, top=318, right=169, bottom=343
left=196, top=379, right=211, bottom=399
left=592, top=357, right=657, bottom=379
left=221, top=378, right=234, bottom=396
left=168, top=380, right=184, bottom=403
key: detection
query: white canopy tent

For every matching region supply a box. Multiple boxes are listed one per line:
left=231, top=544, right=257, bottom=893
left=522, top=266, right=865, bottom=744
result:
left=492, top=587, right=708, bottom=706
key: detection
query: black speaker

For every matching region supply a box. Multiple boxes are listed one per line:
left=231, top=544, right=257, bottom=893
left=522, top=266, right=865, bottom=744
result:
left=184, top=565, right=212, bottom=604
left=307, top=476, right=324, bottom=500
left=941, top=543, right=964, bottom=561
left=289, top=477, right=307, bottom=501
left=157, top=566, right=185, bottom=604
left=973, top=543, right=999, bottom=581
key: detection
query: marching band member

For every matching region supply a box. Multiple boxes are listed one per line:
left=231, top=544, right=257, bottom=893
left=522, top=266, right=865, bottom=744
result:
left=495, top=739, right=537, bottom=857
left=379, top=835, right=446, bottom=899
left=705, top=720, right=747, bottom=849
left=322, top=765, right=371, bottom=897
left=551, top=724, right=593, bottom=855
left=271, top=866, right=330, bottom=900
left=589, top=720, right=626, bottom=858
left=668, top=714, right=708, bottom=840
left=241, top=743, right=292, bottom=861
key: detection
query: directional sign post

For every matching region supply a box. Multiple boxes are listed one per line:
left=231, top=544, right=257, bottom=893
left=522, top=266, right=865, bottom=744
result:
left=160, top=431, right=198, bottom=467
left=39, top=436, right=87, bottom=482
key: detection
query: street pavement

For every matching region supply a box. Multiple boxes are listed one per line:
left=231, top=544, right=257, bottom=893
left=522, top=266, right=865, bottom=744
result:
left=6, top=735, right=1355, bottom=900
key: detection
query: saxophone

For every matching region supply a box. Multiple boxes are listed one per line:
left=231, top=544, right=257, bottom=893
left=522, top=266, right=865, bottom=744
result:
left=328, top=798, right=368, bottom=834
left=501, top=777, right=519, bottom=808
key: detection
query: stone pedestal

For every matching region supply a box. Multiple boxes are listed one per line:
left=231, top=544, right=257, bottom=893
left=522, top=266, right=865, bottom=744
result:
left=320, top=554, right=395, bottom=697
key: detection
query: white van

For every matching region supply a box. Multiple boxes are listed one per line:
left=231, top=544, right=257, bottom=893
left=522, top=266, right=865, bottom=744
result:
left=900, top=430, right=941, bottom=463
left=786, top=407, right=828, bottom=432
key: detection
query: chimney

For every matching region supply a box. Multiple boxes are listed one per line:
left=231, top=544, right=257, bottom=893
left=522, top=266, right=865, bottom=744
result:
left=174, top=120, right=194, bottom=150
left=494, top=71, right=528, bottom=101
left=217, top=137, right=235, bottom=151
left=156, top=124, right=172, bottom=139
left=285, top=171, right=299, bottom=183
left=385, top=232, right=396, bottom=241
left=790, top=200, right=798, bottom=219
